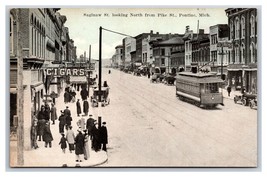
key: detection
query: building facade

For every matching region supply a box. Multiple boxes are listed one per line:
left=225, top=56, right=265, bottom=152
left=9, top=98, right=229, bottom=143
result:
left=191, top=29, right=210, bottom=73
left=124, top=37, right=136, bottom=67
left=9, top=8, right=76, bottom=150
left=209, top=24, right=229, bottom=78
left=225, top=8, right=257, bottom=93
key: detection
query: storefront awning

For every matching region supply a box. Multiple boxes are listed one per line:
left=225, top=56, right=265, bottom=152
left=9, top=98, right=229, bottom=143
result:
left=244, top=68, right=257, bottom=71
left=228, top=68, right=242, bottom=71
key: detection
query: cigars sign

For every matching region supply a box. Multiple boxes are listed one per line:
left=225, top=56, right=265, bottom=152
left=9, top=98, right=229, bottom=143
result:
left=44, top=67, right=87, bottom=76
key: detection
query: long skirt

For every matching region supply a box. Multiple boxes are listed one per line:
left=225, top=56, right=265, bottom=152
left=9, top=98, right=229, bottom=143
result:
left=69, top=143, right=75, bottom=151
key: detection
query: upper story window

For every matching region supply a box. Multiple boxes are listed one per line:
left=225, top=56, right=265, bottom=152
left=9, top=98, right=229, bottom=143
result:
left=250, top=15, right=255, bottom=37
left=161, top=48, right=165, bottom=56
left=230, top=20, right=234, bottom=40
left=241, top=16, right=245, bottom=38
left=235, top=17, right=240, bottom=39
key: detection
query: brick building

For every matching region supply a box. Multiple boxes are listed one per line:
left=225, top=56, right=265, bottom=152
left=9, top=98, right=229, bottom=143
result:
left=225, top=8, right=257, bottom=93
left=9, top=8, right=76, bottom=150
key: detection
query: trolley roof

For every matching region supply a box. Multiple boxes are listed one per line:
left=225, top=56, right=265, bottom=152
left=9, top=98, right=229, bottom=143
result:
left=176, top=72, right=224, bottom=84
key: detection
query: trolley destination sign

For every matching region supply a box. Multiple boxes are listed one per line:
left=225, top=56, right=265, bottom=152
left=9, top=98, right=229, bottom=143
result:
left=44, top=67, right=86, bottom=76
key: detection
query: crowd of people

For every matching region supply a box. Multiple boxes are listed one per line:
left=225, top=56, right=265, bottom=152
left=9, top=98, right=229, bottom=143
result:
left=30, top=81, right=109, bottom=163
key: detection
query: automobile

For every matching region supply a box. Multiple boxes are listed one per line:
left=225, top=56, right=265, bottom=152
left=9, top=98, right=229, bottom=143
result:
left=234, top=92, right=257, bottom=106
left=90, top=87, right=110, bottom=107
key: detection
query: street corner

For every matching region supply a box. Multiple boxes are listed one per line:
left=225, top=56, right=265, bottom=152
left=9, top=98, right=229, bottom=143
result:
left=61, top=151, right=108, bottom=167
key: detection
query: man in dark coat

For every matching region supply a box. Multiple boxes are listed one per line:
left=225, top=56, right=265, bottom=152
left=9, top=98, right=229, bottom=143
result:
left=43, top=121, right=53, bottom=148
left=100, top=122, right=108, bottom=151
left=44, top=102, right=50, bottom=121
left=64, top=91, right=70, bottom=104
left=75, top=129, right=85, bottom=162
left=92, top=123, right=101, bottom=152
left=76, top=99, right=81, bottom=117
left=58, top=111, right=66, bottom=134
left=80, top=89, right=88, bottom=101
left=86, top=115, right=95, bottom=139
left=83, top=99, right=89, bottom=116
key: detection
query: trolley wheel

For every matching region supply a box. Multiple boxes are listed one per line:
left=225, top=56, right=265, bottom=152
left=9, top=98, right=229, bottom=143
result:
left=242, top=99, right=247, bottom=106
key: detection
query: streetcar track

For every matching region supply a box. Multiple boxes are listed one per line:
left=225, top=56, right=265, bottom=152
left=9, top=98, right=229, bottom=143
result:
left=109, top=71, right=256, bottom=165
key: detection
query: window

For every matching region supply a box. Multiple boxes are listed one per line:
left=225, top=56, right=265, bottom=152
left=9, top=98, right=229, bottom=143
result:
left=250, top=15, right=255, bottom=37
left=250, top=43, right=256, bottom=63
left=161, top=58, right=165, bottom=65
left=230, top=20, right=234, bottom=40
left=161, top=48, right=165, bottom=56
left=241, top=16, right=245, bottom=38
left=235, top=17, right=240, bottom=39
left=241, top=43, right=245, bottom=64
left=235, top=46, right=240, bottom=63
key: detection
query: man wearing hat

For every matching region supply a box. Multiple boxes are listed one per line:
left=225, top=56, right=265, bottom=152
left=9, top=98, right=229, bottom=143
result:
left=100, top=122, right=108, bottom=151
left=58, top=110, right=66, bottom=134
left=86, top=114, right=95, bottom=139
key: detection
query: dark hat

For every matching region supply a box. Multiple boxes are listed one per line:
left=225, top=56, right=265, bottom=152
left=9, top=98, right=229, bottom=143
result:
left=66, top=106, right=69, bottom=108
left=89, top=114, right=93, bottom=117
left=60, top=110, right=64, bottom=114
left=102, top=122, right=106, bottom=125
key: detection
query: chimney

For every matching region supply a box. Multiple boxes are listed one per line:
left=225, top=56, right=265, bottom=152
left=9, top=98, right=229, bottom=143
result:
left=156, top=32, right=159, bottom=35
left=199, top=29, right=204, bottom=34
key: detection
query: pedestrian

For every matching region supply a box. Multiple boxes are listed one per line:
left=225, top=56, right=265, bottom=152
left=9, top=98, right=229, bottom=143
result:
left=100, top=122, right=108, bottom=152
left=148, top=72, right=151, bottom=79
left=37, top=105, right=46, bottom=141
left=64, top=91, right=70, bottom=104
left=44, top=102, right=51, bottom=121
left=43, top=121, right=53, bottom=148
left=75, top=129, right=85, bottom=162
left=59, top=133, right=67, bottom=153
left=31, top=113, right=39, bottom=149
left=92, top=122, right=101, bottom=152
left=50, top=103, right=57, bottom=125
left=58, top=111, right=66, bottom=134
left=64, top=106, right=71, bottom=118
left=227, top=85, right=232, bottom=97
left=76, top=99, right=81, bottom=117
left=64, top=106, right=72, bottom=129
left=83, top=99, right=89, bottom=116
left=66, top=125, right=75, bottom=153
left=83, top=130, right=90, bottom=160
left=77, top=116, right=86, bottom=131
left=86, top=115, right=95, bottom=139
left=80, top=88, right=88, bottom=101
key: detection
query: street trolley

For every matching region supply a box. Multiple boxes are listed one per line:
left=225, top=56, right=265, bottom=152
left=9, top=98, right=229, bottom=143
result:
left=176, top=72, right=224, bottom=108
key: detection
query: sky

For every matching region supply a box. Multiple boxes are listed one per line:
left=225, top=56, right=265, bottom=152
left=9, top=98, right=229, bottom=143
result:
left=59, top=8, right=228, bottom=60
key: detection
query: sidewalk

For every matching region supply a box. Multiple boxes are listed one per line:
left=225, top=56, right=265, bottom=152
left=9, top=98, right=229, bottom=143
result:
left=23, top=85, right=108, bottom=167
left=220, top=87, right=241, bottom=100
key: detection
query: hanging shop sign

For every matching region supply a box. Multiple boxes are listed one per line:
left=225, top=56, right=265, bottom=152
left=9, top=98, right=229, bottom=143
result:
left=44, top=67, right=86, bottom=76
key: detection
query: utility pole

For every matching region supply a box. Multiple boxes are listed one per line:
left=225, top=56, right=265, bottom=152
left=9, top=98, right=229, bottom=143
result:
left=88, top=45, right=91, bottom=90
left=98, top=26, right=102, bottom=102
left=16, top=8, right=24, bottom=166
left=218, top=45, right=226, bottom=80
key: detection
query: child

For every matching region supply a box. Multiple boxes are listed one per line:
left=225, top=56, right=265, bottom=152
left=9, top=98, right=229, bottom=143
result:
left=59, top=133, right=67, bottom=153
